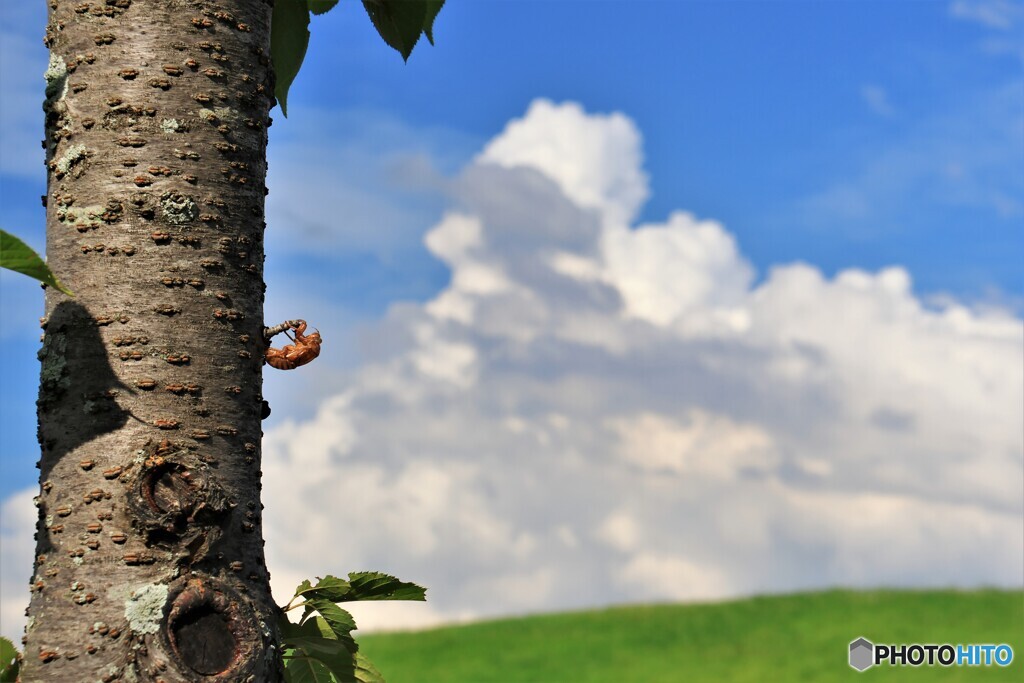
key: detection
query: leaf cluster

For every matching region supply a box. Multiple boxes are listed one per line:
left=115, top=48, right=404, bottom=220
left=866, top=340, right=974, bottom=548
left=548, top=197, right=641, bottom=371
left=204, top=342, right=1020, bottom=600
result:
left=280, top=572, right=427, bottom=683
left=273, top=0, right=445, bottom=115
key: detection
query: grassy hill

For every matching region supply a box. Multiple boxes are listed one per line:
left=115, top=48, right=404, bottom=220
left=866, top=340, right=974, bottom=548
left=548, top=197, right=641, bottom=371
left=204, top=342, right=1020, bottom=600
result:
left=359, top=589, right=1023, bottom=682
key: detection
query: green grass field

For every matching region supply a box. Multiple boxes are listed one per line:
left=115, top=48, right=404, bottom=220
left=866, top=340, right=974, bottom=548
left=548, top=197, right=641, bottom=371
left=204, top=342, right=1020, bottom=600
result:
left=359, top=589, right=1023, bottom=682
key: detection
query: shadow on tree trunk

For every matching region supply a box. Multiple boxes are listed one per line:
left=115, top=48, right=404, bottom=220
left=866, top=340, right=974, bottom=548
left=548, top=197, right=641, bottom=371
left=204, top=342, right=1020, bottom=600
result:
left=37, top=299, right=132, bottom=483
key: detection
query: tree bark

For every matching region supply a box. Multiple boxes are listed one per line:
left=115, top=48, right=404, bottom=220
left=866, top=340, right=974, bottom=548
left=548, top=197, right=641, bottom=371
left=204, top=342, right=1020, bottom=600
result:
left=23, top=1, right=280, bottom=680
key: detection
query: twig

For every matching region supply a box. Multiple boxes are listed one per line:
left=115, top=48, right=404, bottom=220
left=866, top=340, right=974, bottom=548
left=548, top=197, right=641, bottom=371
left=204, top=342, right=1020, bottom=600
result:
left=264, top=319, right=304, bottom=340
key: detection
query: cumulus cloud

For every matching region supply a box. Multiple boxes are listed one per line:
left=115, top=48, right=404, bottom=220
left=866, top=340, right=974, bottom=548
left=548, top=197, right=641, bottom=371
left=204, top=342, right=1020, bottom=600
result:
left=258, top=100, right=1022, bottom=630
left=477, top=99, right=649, bottom=226
left=2, top=100, right=1020, bottom=641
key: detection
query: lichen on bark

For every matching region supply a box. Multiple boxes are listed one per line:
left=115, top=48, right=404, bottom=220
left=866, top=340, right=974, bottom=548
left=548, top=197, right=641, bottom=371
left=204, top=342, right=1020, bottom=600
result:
left=44, top=53, right=68, bottom=100
left=123, top=583, right=169, bottom=636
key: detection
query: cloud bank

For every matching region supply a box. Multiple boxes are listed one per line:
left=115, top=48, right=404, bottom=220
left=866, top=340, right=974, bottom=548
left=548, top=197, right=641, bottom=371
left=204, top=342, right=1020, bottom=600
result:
left=2, top=100, right=1020, bottom=639
left=261, top=100, right=1022, bottom=630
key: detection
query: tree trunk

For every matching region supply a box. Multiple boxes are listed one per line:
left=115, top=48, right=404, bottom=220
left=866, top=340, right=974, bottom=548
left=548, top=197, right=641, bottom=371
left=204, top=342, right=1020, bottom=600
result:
left=23, top=1, right=280, bottom=680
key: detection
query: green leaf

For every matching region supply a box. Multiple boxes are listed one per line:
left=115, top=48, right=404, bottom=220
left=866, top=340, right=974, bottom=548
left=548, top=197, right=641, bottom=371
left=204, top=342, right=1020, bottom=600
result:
left=313, top=575, right=354, bottom=602
left=307, top=0, right=340, bottom=15
left=354, top=651, right=386, bottom=683
left=283, top=627, right=359, bottom=682
left=285, top=654, right=336, bottom=683
left=281, top=615, right=311, bottom=639
left=311, top=614, right=340, bottom=640
left=283, top=616, right=357, bottom=655
left=271, top=0, right=311, bottom=116
left=362, top=0, right=428, bottom=61
left=281, top=571, right=424, bottom=683
left=285, top=634, right=355, bottom=657
left=0, top=229, right=72, bottom=296
left=294, top=575, right=352, bottom=603
left=296, top=575, right=353, bottom=603
left=313, top=614, right=359, bottom=658
left=293, top=578, right=315, bottom=599
left=0, top=636, right=19, bottom=683
left=422, top=0, right=445, bottom=45
left=344, top=572, right=426, bottom=602
left=308, top=598, right=358, bottom=638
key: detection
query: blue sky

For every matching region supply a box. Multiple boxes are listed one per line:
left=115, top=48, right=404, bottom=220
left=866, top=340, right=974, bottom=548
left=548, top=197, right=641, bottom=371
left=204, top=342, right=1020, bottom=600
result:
left=283, top=0, right=1024, bottom=295
left=1, top=1, right=1022, bottom=636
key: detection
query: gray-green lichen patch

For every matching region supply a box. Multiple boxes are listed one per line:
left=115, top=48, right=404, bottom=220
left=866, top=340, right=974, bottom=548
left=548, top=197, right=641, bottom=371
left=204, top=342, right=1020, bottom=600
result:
left=100, top=663, right=126, bottom=683
left=124, top=582, right=168, bottom=635
left=55, top=143, right=87, bottom=175
left=160, top=118, right=186, bottom=133
left=197, top=106, right=236, bottom=123
left=57, top=204, right=105, bottom=229
left=44, top=53, right=68, bottom=102
left=160, top=192, right=198, bottom=224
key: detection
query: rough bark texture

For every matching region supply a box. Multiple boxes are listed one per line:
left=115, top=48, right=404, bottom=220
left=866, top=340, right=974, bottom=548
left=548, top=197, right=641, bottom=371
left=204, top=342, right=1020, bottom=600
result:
left=23, top=1, right=280, bottom=680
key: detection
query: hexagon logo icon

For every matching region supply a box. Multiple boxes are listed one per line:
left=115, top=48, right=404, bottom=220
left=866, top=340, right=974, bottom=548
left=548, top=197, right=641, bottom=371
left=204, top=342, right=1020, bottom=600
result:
left=849, top=637, right=874, bottom=671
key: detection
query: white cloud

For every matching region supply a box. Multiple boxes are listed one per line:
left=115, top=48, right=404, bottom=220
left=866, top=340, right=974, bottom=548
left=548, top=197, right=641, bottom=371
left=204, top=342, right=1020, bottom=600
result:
left=618, top=553, right=734, bottom=603
left=253, top=100, right=1021, bottom=631
left=950, top=0, right=1024, bottom=29
left=609, top=410, right=777, bottom=478
left=3, top=100, right=1020, bottom=641
left=1, top=489, right=35, bottom=642
left=596, top=511, right=641, bottom=553
left=478, top=99, right=649, bottom=226
left=602, top=212, right=754, bottom=329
